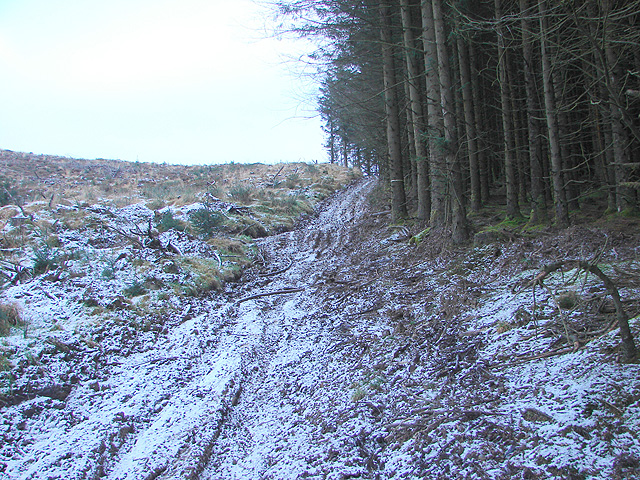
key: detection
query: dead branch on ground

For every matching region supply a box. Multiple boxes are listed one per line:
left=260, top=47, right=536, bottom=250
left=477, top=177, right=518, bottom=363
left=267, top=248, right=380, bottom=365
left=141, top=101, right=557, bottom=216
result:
left=259, top=257, right=294, bottom=277
left=531, top=260, right=638, bottom=363
left=236, top=287, right=305, bottom=304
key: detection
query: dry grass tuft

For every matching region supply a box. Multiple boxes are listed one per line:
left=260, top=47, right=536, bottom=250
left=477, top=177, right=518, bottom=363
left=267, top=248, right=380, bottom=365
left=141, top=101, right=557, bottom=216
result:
left=0, top=302, right=22, bottom=336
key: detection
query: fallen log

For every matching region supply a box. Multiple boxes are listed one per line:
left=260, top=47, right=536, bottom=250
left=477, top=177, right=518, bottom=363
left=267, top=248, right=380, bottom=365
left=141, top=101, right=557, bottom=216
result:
left=236, top=287, right=305, bottom=304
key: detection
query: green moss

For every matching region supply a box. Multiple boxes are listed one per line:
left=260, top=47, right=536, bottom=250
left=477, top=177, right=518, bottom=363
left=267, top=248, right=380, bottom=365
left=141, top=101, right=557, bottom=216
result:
left=409, top=227, right=431, bottom=246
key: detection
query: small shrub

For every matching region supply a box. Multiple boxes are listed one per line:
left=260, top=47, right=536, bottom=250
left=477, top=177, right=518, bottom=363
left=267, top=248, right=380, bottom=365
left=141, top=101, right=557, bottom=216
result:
left=32, top=245, right=60, bottom=276
left=228, top=183, right=253, bottom=203
left=155, top=210, right=187, bottom=233
left=189, top=207, right=225, bottom=238
left=0, top=303, right=21, bottom=336
left=285, top=173, right=301, bottom=189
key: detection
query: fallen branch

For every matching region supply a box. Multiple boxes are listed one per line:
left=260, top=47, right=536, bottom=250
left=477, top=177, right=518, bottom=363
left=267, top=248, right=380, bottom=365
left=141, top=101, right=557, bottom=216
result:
left=496, top=347, right=575, bottom=368
left=236, top=287, right=304, bottom=304
left=213, top=251, right=222, bottom=268
left=268, top=165, right=286, bottom=186
left=259, top=257, right=294, bottom=277
left=533, top=260, right=638, bottom=363
left=104, top=224, right=144, bottom=248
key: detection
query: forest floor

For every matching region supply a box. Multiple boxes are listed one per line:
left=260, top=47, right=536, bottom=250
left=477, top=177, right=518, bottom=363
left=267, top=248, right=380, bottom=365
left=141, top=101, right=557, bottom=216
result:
left=1, top=175, right=640, bottom=479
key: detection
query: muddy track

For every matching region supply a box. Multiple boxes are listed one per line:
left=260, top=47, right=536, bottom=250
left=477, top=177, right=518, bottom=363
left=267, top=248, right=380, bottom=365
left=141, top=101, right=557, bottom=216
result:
left=0, top=179, right=376, bottom=480
left=121, top=178, right=376, bottom=480
left=198, top=179, right=377, bottom=479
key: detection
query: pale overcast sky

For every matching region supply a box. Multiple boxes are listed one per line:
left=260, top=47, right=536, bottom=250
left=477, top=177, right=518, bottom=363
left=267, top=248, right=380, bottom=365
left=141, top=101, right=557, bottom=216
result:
left=0, top=0, right=326, bottom=165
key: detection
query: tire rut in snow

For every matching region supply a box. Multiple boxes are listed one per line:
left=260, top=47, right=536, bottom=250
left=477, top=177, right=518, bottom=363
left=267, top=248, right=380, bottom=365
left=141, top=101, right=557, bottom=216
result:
left=199, top=178, right=377, bottom=478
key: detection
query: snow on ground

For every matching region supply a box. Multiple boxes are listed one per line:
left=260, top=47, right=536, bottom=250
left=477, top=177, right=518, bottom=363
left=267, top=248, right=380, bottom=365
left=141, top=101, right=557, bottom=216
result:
left=2, top=178, right=640, bottom=479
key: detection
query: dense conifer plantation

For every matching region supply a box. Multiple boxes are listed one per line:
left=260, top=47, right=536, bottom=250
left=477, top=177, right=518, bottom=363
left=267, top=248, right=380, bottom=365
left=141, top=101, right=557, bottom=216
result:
left=272, top=0, right=640, bottom=239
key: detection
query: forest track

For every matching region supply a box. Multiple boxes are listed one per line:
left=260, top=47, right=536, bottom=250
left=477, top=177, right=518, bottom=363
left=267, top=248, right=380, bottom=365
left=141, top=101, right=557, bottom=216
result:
left=198, top=178, right=377, bottom=479
left=113, top=177, right=377, bottom=480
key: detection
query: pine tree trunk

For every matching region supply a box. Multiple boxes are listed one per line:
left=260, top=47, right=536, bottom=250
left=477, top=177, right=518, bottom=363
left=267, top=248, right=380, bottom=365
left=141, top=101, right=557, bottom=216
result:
left=539, top=0, right=569, bottom=227
left=421, top=0, right=446, bottom=227
left=403, top=77, right=418, bottom=207
left=341, top=135, right=349, bottom=168
left=456, top=24, right=481, bottom=213
left=433, top=0, right=468, bottom=243
left=552, top=64, right=580, bottom=213
left=602, top=0, right=633, bottom=212
left=469, top=41, right=490, bottom=205
left=401, top=0, right=430, bottom=220
left=380, top=0, right=408, bottom=221
left=587, top=1, right=617, bottom=211
left=519, top=0, right=547, bottom=223
left=329, top=119, right=336, bottom=164
left=495, top=0, right=521, bottom=221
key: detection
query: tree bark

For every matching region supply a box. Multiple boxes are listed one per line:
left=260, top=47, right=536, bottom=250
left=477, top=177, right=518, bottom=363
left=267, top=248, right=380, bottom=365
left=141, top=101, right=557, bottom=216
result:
left=469, top=41, right=490, bottom=205
left=602, top=0, right=633, bottom=212
left=519, top=0, right=547, bottom=223
left=495, top=0, right=521, bottom=221
left=380, top=0, right=408, bottom=221
left=401, top=0, right=430, bottom=220
left=421, top=0, right=447, bottom=227
left=433, top=0, right=468, bottom=243
left=539, top=0, right=569, bottom=227
left=456, top=21, right=481, bottom=213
